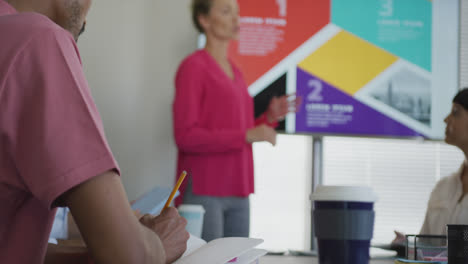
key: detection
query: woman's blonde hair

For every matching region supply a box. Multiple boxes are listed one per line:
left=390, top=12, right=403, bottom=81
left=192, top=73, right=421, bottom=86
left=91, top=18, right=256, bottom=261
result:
left=191, top=0, right=213, bottom=33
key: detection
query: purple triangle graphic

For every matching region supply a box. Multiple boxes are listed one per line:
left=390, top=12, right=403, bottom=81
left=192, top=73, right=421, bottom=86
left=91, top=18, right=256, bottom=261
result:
left=295, top=68, right=425, bottom=138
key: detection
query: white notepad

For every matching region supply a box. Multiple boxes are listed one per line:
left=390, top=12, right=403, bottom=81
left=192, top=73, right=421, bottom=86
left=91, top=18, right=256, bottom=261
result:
left=175, top=235, right=267, bottom=264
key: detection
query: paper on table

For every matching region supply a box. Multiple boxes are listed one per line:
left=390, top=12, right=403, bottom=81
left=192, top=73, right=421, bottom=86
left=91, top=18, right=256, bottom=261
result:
left=394, top=258, right=446, bottom=263
left=181, top=234, right=207, bottom=258
left=232, top=248, right=268, bottom=264
left=369, top=247, right=397, bottom=259
left=174, top=237, right=264, bottom=264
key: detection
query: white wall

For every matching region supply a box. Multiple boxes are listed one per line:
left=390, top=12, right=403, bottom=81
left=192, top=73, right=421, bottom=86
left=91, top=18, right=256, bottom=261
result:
left=77, top=0, right=198, bottom=200
left=461, top=0, right=468, bottom=88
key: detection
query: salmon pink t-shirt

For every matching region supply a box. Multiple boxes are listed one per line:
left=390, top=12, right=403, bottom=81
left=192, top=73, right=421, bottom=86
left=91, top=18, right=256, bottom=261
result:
left=0, top=2, right=120, bottom=263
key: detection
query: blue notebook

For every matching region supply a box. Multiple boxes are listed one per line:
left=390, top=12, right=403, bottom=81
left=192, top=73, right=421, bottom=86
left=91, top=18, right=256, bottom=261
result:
left=131, top=186, right=179, bottom=215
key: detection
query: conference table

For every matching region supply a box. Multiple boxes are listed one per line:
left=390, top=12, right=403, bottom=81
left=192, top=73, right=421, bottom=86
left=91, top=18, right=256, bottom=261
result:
left=260, top=255, right=395, bottom=264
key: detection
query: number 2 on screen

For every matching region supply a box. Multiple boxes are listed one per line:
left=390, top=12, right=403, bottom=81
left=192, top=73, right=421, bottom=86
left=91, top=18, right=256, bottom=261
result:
left=307, top=79, right=323, bottom=102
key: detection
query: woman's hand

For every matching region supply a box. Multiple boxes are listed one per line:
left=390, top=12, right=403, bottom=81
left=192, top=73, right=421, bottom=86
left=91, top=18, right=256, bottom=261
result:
left=246, top=124, right=277, bottom=146
left=391, top=230, right=406, bottom=246
left=266, top=94, right=302, bottom=123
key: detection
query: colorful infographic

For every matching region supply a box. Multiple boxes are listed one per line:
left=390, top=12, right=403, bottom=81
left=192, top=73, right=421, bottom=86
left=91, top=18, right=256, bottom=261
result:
left=229, top=0, right=459, bottom=139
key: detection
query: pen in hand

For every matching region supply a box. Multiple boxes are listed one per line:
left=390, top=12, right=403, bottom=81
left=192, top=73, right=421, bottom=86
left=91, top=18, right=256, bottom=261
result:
left=162, top=170, right=187, bottom=212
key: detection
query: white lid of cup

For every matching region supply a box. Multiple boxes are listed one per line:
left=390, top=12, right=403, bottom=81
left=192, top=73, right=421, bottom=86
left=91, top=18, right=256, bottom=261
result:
left=178, top=204, right=206, bottom=213
left=310, top=185, right=378, bottom=202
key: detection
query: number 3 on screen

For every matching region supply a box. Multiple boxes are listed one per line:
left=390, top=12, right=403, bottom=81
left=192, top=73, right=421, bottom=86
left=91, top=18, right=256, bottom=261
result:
left=379, top=0, right=393, bottom=17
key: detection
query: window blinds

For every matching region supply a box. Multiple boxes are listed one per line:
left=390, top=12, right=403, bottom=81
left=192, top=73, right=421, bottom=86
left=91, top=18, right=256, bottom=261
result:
left=322, top=137, right=464, bottom=243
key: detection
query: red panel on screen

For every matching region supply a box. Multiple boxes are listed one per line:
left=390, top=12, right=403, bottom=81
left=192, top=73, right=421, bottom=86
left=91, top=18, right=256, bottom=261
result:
left=229, top=0, right=330, bottom=86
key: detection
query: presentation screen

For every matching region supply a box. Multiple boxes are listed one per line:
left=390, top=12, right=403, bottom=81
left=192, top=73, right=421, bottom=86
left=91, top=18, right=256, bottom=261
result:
left=228, top=0, right=459, bottom=139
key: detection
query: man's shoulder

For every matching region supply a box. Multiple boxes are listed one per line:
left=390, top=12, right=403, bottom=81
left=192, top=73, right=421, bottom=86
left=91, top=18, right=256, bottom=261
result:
left=0, top=12, right=77, bottom=72
left=1, top=11, right=58, bottom=28
left=0, top=12, right=79, bottom=96
left=0, top=12, right=73, bottom=45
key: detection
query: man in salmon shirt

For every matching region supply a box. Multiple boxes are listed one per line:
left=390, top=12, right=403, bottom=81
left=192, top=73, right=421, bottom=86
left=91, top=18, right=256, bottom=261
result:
left=0, top=0, right=189, bottom=263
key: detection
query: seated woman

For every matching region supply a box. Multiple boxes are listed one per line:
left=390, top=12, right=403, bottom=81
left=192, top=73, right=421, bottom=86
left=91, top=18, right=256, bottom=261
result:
left=420, top=88, right=468, bottom=234
left=392, top=87, right=468, bottom=251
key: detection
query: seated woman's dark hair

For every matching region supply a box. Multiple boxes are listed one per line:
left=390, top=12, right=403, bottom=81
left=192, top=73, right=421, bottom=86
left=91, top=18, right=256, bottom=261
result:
left=453, top=87, right=468, bottom=110
left=191, top=0, right=213, bottom=33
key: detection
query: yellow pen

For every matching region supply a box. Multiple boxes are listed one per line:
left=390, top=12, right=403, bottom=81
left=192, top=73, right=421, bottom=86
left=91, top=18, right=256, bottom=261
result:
left=162, top=170, right=187, bottom=212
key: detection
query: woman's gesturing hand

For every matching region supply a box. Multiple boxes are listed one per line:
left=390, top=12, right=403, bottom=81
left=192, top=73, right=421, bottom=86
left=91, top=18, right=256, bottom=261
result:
left=266, top=94, right=302, bottom=123
left=246, top=124, right=277, bottom=146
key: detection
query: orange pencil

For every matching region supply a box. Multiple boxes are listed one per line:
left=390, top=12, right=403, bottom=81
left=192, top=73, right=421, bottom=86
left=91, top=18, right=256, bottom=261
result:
left=162, top=170, right=187, bottom=212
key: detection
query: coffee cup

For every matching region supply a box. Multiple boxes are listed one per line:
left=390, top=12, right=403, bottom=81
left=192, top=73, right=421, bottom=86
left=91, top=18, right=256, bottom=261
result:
left=311, top=185, right=377, bottom=264
left=178, top=204, right=205, bottom=237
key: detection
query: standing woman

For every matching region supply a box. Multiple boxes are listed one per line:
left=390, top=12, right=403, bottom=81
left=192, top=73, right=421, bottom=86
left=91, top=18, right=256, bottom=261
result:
left=172, top=0, right=298, bottom=241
